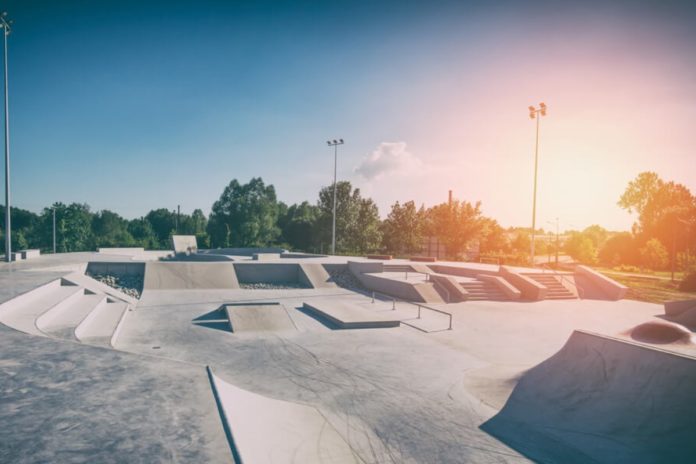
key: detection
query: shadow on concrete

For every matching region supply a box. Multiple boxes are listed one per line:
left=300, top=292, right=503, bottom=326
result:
left=192, top=308, right=231, bottom=333
left=480, top=330, right=696, bottom=464
left=295, top=305, right=341, bottom=330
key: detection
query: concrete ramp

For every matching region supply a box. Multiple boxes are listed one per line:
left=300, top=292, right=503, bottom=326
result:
left=225, top=303, right=297, bottom=333
left=298, top=263, right=337, bottom=288
left=208, top=369, right=360, bottom=464
left=481, top=330, right=696, bottom=463
left=143, top=262, right=239, bottom=290
left=302, top=301, right=401, bottom=329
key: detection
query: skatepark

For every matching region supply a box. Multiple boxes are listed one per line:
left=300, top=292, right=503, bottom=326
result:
left=1, top=244, right=695, bottom=463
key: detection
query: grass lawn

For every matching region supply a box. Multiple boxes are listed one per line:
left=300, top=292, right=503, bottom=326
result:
left=600, top=272, right=695, bottom=304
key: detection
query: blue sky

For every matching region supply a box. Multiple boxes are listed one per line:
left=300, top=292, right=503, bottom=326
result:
left=4, top=0, right=696, bottom=231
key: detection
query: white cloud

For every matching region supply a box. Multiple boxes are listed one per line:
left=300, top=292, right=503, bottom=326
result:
left=354, top=142, right=423, bottom=180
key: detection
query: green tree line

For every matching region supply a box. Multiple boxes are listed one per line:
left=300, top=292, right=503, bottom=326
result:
left=1, top=172, right=694, bottom=272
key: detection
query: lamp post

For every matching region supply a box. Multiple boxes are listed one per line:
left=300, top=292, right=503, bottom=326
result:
left=326, top=139, right=344, bottom=255
left=528, top=102, right=547, bottom=267
left=547, top=217, right=559, bottom=267
left=1, top=12, right=11, bottom=262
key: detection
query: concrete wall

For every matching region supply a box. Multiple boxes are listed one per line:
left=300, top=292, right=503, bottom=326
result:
left=574, top=265, right=627, bottom=300
left=234, top=263, right=304, bottom=284
left=500, top=266, right=547, bottom=301
left=171, top=235, right=198, bottom=255
left=143, top=262, right=239, bottom=290
left=86, top=261, right=146, bottom=277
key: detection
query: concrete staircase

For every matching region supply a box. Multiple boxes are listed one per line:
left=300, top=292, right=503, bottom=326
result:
left=459, top=280, right=508, bottom=301
left=524, top=273, right=576, bottom=300
left=0, top=278, right=131, bottom=348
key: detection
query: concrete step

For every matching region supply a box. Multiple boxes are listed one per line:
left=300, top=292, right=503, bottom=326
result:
left=75, top=301, right=129, bottom=347
left=0, top=284, right=85, bottom=336
left=37, top=294, right=108, bottom=340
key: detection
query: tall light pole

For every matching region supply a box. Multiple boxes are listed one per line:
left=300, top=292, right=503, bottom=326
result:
left=327, top=139, right=344, bottom=255
left=528, top=102, right=547, bottom=267
left=1, top=12, right=11, bottom=262
left=547, top=217, right=559, bottom=267
left=53, top=207, right=56, bottom=254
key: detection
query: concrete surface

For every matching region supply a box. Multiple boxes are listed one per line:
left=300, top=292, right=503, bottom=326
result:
left=1, top=251, right=694, bottom=464
left=0, top=324, right=232, bottom=464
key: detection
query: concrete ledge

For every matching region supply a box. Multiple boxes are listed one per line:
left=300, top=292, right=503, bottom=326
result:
left=430, top=274, right=468, bottom=302
left=500, top=266, right=547, bottom=301
left=302, top=301, right=401, bottom=329
left=410, top=256, right=436, bottom=262
left=252, top=253, right=281, bottom=261
left=476, top=274, right=521, bottom=300
left=20, top=249, right=41, bottom=260
left=574, top=265, right=627, bottom=300
left=97, top=247, right=145, bottom=255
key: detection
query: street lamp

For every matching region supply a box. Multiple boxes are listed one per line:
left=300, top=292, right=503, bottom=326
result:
left=1, top=12, right=11, bottom=262
left=327, top=139, right=344, bottom=255
left=547, top=217, right=559, bottom=267
left=528, top=102, right=547, bottom=267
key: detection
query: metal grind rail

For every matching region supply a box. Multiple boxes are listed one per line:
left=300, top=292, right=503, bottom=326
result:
left=368, top=289, right=453, bottom=330
left=538, top=263, right=585, bottom=299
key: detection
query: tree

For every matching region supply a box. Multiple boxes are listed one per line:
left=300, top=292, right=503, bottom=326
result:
left=347, top=198, right=382, bottom=254
left=279, top=201, right=320, bottom=252
left=598, top=232, right=637, bottom=266
left=619, top=172, right=696, bottom=271
left=145, top=209, right=177, bottom=248
left=128, top=218, right=159, bottom=249
left=207, top=178, right=280, bottom=247
left=92, top=210, right=134, bottom=247
left=382, top=201, right=425, bottom=256
left=479, top=218, right=509, bottom=255
left=565, top=232, right=597, bottom=264
left=427, top=200, right=484, bottom=260
left=41, top=203, right=94, bottom=252
left=639, top=238, right=669, bottom=270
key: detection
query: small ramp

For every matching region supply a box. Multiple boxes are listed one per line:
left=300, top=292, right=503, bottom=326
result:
left=302, top=301, right=401, bottom=329
left=225, top=303, right=297, bottom=333
left=208, top=369, right=360, bottom=463
left=298, top=263, right=337, bottom=288
left=481, top=330, right=696, bottom=464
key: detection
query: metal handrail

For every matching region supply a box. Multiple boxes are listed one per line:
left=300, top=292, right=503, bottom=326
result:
left=369, top=289, right=453, bottom=330
left=416, top=303, right=453, bottom=330
left=539, top=263, right=584, bottom=299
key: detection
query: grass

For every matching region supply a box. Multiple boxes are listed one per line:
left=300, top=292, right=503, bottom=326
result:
left=599, top=272, right=695, bottom=304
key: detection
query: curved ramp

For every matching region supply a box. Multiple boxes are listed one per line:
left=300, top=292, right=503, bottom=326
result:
left=481, top=330, right=696, bottom=463
left=208, top=369, right=360, bottom=464
left=143, top=262, right=240, bottom=290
